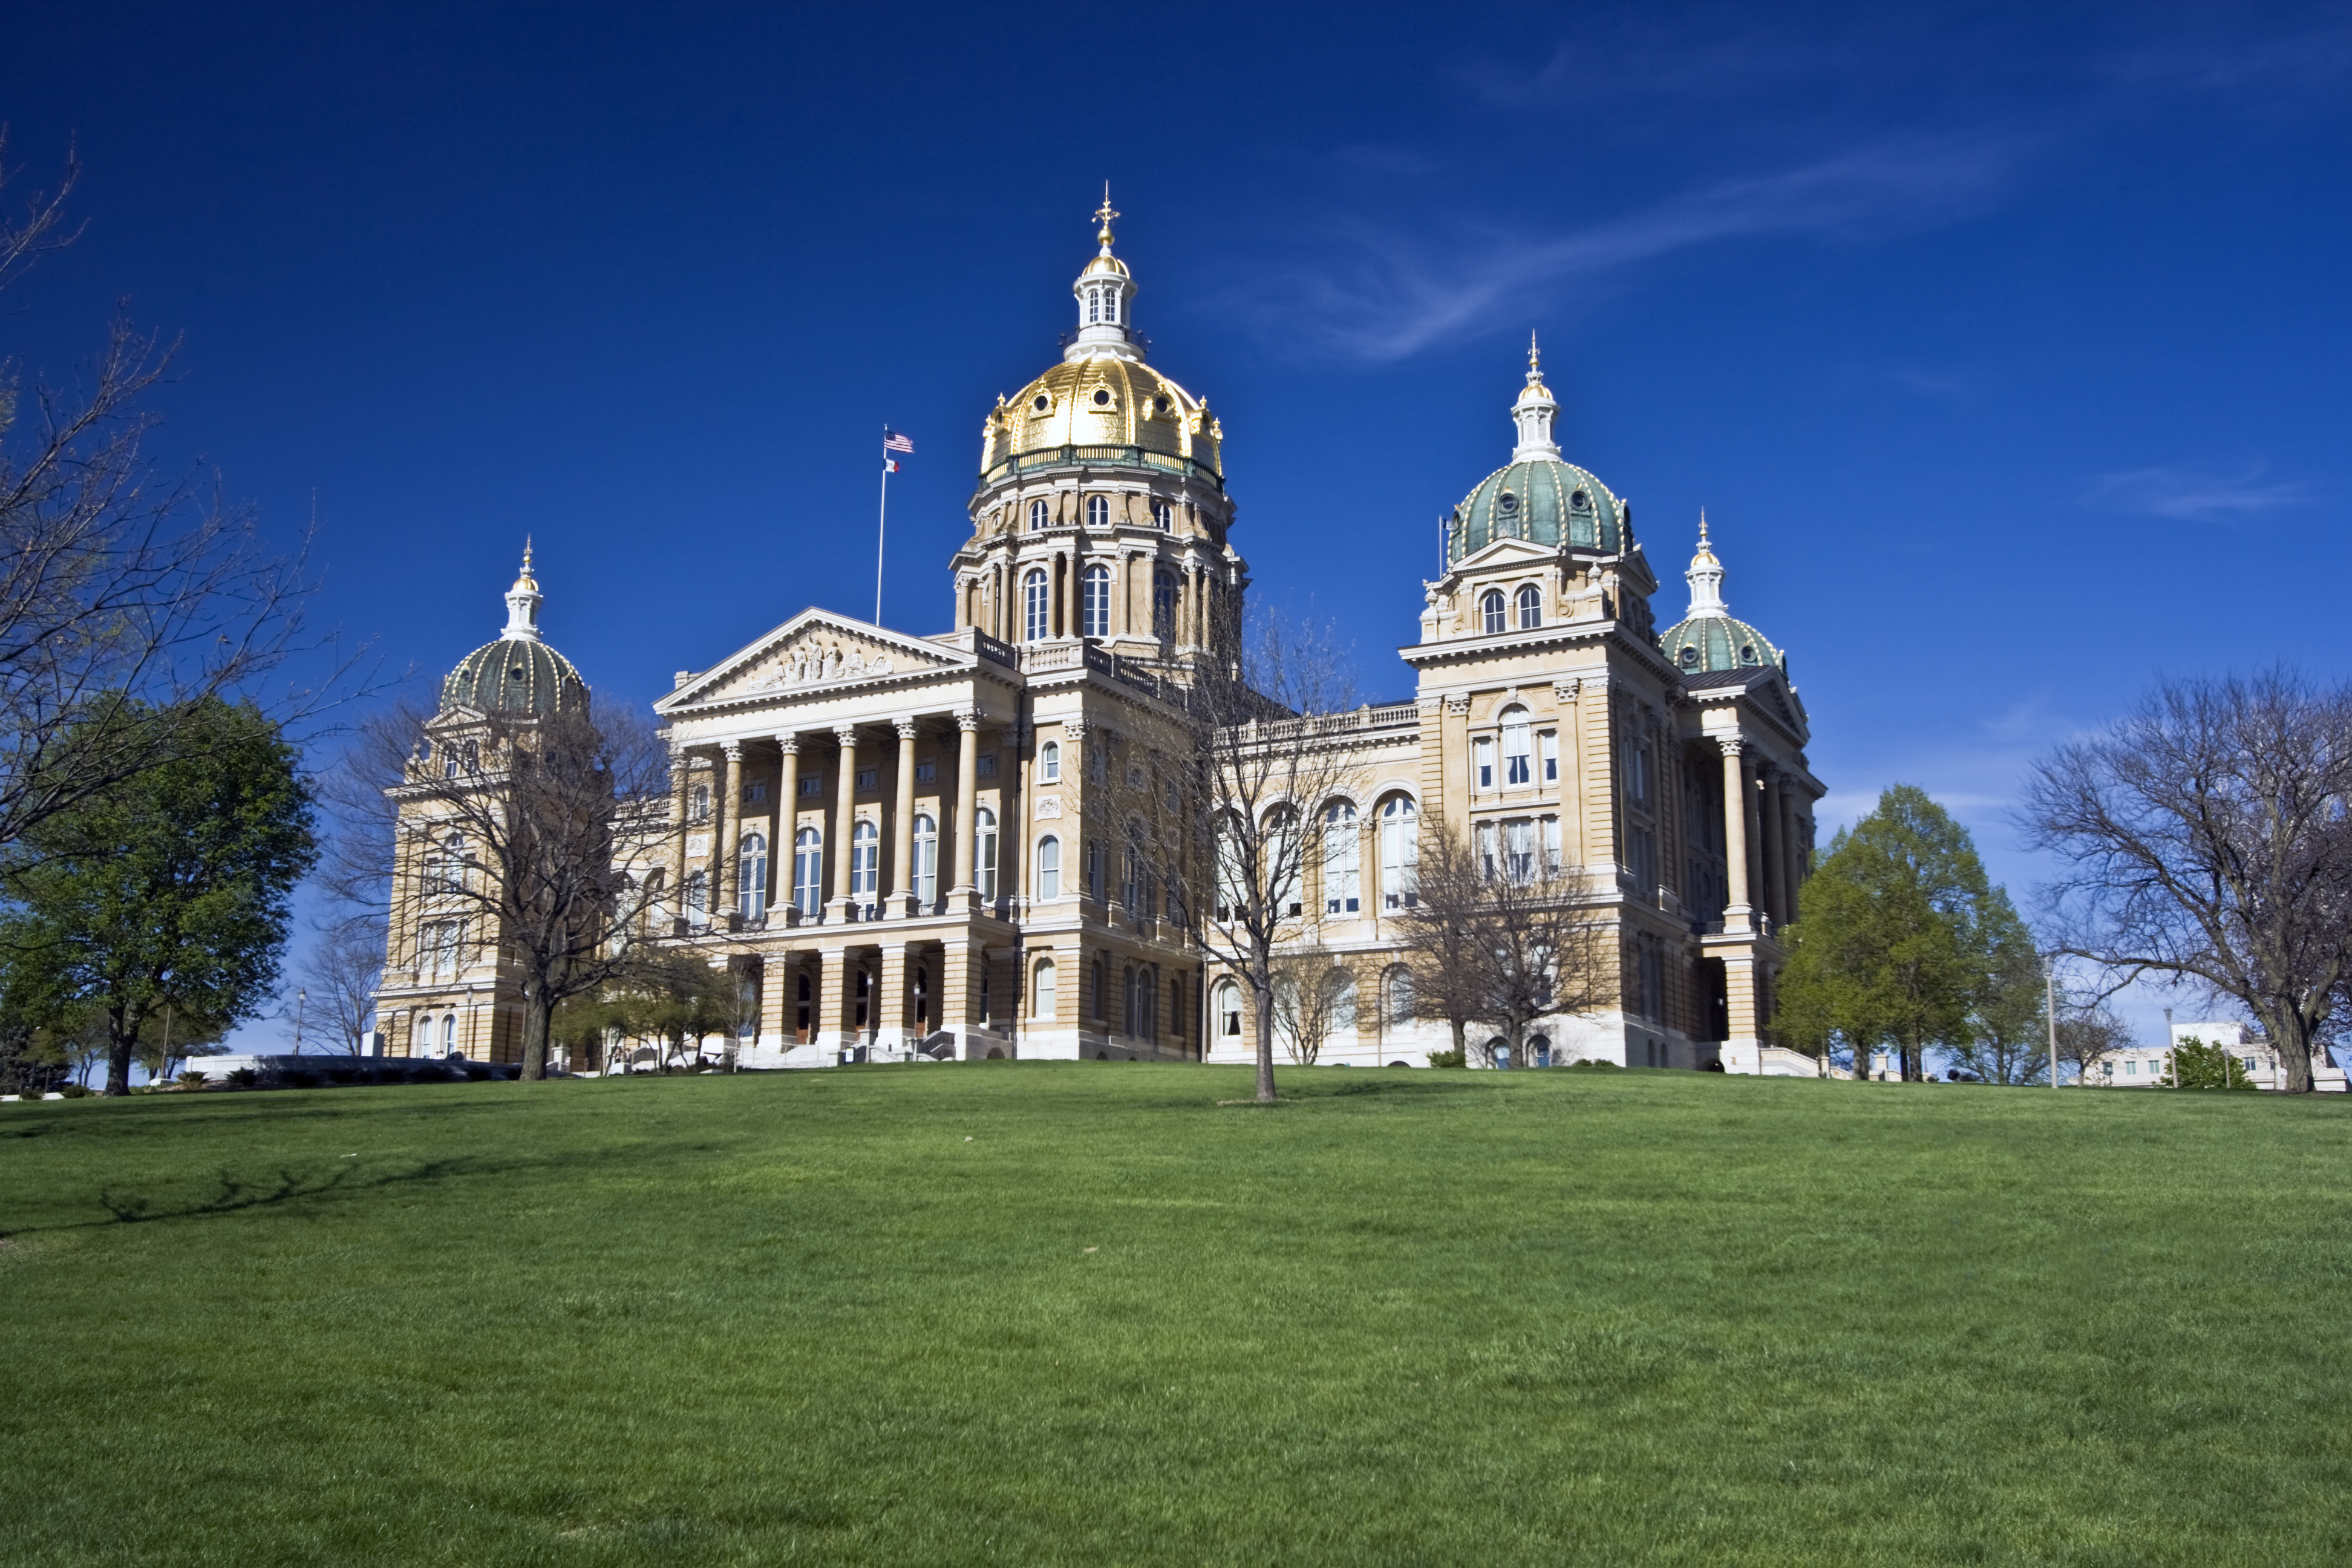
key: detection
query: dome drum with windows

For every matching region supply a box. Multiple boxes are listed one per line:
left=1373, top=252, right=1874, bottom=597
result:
left=1446, top=338, right=1627, bottom=564
left=440, top=545, right=587, bottom=716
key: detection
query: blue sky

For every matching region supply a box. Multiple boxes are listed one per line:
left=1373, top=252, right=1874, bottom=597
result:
left=4, top=2, right=2347, bottom=1047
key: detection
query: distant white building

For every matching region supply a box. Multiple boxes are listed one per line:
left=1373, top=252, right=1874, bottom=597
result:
left=2086, top=1020, right=2347, bottom=1091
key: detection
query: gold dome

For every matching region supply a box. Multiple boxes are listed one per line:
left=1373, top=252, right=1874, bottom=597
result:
left=986, top=356, right=1221, bottom=474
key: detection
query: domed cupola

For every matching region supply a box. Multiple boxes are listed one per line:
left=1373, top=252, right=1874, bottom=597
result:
left=1447, top=337, right=1628, bottom=563
left=440, top=544, right=588, bottom=717
left=1657, top=516, right=1786, bottom=678
left=981, top=188, right=1223, bottom=480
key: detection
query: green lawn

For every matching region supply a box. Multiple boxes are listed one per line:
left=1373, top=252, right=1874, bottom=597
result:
left=2, top=1065, right=2348, bottom=1566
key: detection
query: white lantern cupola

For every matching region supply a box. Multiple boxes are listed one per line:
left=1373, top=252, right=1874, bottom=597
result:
left=503, top=538, right=544, bottom=642
left=1511, top=332, right=1561, bottom=461
left=1067, top=183, right=1140, bottom=363
left=1685, top=512, right=1728, bottom=619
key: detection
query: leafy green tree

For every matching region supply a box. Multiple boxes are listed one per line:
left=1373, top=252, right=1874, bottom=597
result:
left=1777, top=785, right=2010, bottom=1081
left=0, top=697, right=315, bottom=1095
left=2160, top=1036, right=2258, bottom=1091
left=1953, top=893, right=2051, bottom=1085
left=553, top=948, right=739, bottom=1073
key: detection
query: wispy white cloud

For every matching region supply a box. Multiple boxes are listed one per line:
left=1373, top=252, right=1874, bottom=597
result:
left=2080, top=459, right=2318, bottom=522
left=1230, top=134, right=2027, bottom=363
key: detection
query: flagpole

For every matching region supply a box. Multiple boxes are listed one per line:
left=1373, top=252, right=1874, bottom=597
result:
left=875, top=440, right=889, bottom=626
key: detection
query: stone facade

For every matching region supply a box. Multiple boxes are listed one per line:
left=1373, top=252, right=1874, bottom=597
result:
left=374, top=201, right=1824, bottom=1074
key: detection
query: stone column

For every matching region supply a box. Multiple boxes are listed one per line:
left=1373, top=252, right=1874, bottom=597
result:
left=1762, top=768, right=1789, bottom=931
left=878, top=942, right=909, bottom=1055
left=1785, top=789, right=1806, bottom=912
left=891, top=717, right=920, bottom=916
left=941, top=939, right=985, bottom=1057
left=774, top=735, right=800, bottom=923
left=831, top=725, right=860, bottom=916
left=818, top=945, right=855, bottom=1054
left=716, top=742, right=743, bottom=926
left=952, top=709, right=981, bottom=899
left=1719, top=739, right=1752, bottom=932
left=668, top=746, right=693, bottom=935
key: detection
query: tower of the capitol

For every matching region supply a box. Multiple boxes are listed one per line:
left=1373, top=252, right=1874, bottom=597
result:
left=947, top=189, right=1246, bottom=675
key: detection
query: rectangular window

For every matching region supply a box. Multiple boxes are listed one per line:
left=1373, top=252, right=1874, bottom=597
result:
left=855, top=768, right=878, bottom=791
left=1475, top=822, right=1498, bottom=881
left=1541, top=815, right=1562, bottom=875
left=1085, top=839, right=1103, bottom=900
left=743, top=780, right=768, bottom=805
left=799, top=774, right=823, bottom=797
left=976, top=753, right=998, bottom=778
left=915, top=759, right=936, bottom=783
left=1504, top=818, right=1534, bottom=881
left=1473, top=737, right=1494, bottom=791
left=1540, top=731, right=1559, bottom=783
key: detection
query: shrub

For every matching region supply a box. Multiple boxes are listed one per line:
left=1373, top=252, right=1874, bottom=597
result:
left=177, top=1071, right=210, bottom=1088
left=1568, top=1059, right=1622, bottom=1071
left=1426, top=1048, right=1466, bottom=1069
left=286, top=1070, right=319, bottom=1088
left=465, top=1064, right=491, bottom=1082
left=58, top=1083, right=93, bottom=1099
left=328, top=1066, right=359, bottom=1084
left=227, top=1068, right=258, bottom=1088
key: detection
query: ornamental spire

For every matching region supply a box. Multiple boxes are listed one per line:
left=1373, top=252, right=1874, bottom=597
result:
left=1686, top=511, right=1728, bottom=619
left=1094, top=181, right=1119, bottom=251
left=1069, top=183, right=1140, bottom=362
left=1511, top=333, right=1560, bottom=460
left=503, top=541, right=543, bottom=642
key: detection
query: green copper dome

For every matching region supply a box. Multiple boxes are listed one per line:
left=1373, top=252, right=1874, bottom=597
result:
left=1448, top=457, right=1625, bottom=564
left=442, top=636, right=586, bottom=717
left=439, top=548, right=587, bottom=716
left=1659, top=613, right=1784, bottom=678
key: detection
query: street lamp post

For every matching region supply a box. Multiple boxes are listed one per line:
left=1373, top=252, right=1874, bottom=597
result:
left=295, top=988, right=306, bottom=1055
left=2044, top=955, right=2060, bottom=1090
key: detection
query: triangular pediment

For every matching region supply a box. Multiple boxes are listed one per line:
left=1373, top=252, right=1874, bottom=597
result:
left=1446, top=536, right=1560, bottom=578
left=656, top=609, right=964, bottom=713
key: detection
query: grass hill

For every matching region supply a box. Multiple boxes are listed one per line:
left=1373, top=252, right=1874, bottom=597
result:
left=3, top=1064, right=2348, bottom=1566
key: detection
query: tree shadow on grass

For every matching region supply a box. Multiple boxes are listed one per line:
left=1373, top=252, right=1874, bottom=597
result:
left=8, top=1145, right=647, bottom=1238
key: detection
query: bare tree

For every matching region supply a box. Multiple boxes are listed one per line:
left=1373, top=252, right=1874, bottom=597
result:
left=2055, top=1000, right=2134, bottom=1085
left=323, top=694, right=677, bottom=1080
left=0, top=136, right=355, bottom=863
left=1396, top=818, right=1613, bottom=1067
left=1158, top=609, right=1357, bottom=1102
left=2022, top=670, right=2352, bottom=1093
left=1269, top=940, right=1351, bottom=1066
left=300, top=918, right=386, bottom=1054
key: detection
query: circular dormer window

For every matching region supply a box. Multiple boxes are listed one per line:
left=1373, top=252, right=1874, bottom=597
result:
left=1740, top=644, right=1759, bottom=666
left=1093, top=389, right=1111, bottom=407
left=1032, top=394, right=1051, bottom=413
left=1497, top=491, right=1519, bottom=515
left=1679, top=646, right=1699, bottom=668
left=1570, top=489, right=1589, bottom=509
left=1154, top=396, right=1171, bottom=413
left=510, top=665, right=526, bottom=680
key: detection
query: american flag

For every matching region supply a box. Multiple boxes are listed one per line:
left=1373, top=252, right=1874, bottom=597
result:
left=882, top=428, right=914, bottom=454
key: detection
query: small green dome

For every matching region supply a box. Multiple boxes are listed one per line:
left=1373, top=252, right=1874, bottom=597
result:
left=1449, top=458, right=1625, bottom=563
left=1658, top=614, right=1785, bottom=678
left=442, top=637, right=585, bottom=716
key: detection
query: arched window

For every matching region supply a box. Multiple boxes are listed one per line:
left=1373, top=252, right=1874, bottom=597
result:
left=689, top=783, right=711, bottom=824
left=1266, top=807, right=1302, bottom=916
left=1086, top=495, right=1109, bottom=529
left=1153, top=570, right=1177, bottom=638
left=1103, top=290, right=1119, bottom=324
left=1039, top=740, right=1060, bottom=781
left=1028, top=498, right=1048, bottom=532
left=1150, top=498, right=1171, bottom=530
left=737, top=832, right=768, bottom=921
left=1082, top=563, right=1111, bottom=636
left=1215, top=980, right=1243, bottom=1037
left=1501, top=705, right=1532, bottom=786
left=1023, top=568, right=1050, bottom=641
left=416, top=1013, right=434, bottom=1051
left=1382, top=967, right=1416, bottom=1035
left=792, top=827, right=823, bottom=916
left=912, top=814, right=938, bottom=905
left=850, top=820, right=879, bottom=910
left=1091, top=957, right=1107, bottom=1019
left=795, top=970, right=812, bottom=1040
left=1379, top=795, right=1418, bottom=909
left=442, top=1015, right=458, bottom=1054
left=1124, top=965, right=1145, bottom=1037
left=1214, top=817, right=1245, bottom=922
left=1031, top=956, right=1057, bottom=1019
left=975, top=807, right=999, bottom=900
left=1481, top=589, right=1507, bottom=635
left=1516, top=583, right=1541, bottom=629
left=1322, top=800, right=1360, bottom=914
left=1036, top=835, right=1061, bottom=898
left=1329, top=971, right=1357, bottom=1035
left=685, top=870, right=708, bottom=927
left=1087, top=289, right=1100, bottom=324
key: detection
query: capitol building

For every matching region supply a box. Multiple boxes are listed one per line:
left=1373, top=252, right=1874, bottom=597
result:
left=373, top=203, right=1826, bottom=1076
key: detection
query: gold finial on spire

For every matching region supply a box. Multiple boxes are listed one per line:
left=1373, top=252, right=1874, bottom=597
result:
left=1698, top=509, right=1708, bottom=544
left=1094, top=181, right=1119, bottom=248
left=523, top=535, right=534, bottom=570
left=1525, top=330, right=1549, bottom=388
